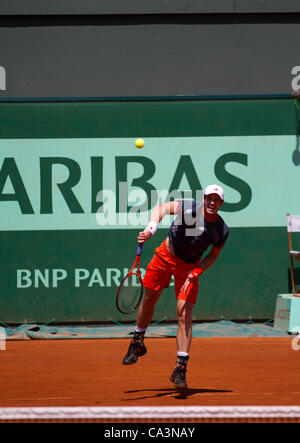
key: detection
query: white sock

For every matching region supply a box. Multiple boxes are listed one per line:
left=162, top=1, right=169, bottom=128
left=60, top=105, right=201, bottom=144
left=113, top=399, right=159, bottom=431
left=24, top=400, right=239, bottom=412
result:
left=177, top=352, right=189, bottom=358
left=135, top=326, right=146, bottom=334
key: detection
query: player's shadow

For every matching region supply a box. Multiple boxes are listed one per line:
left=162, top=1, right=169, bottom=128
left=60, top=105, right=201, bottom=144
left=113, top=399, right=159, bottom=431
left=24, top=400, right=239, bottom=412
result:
left=123, top=387, right=232, bottom=401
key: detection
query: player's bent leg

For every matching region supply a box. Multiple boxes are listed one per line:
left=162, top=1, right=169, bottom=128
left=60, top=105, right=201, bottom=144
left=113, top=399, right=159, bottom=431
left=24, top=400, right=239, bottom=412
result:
left=176, top=299, right=194, bottom=353
left=122, top=288, right=162, bottom=366
left=136, top=288, right=162, bottom=330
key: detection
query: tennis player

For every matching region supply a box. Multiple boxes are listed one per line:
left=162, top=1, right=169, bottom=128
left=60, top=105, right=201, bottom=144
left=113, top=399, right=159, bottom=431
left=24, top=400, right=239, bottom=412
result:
left=122, top=185, right=229, bottom=389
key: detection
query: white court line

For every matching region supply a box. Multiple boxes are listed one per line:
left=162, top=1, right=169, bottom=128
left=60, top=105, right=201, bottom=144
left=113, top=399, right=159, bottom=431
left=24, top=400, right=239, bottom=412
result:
left=0, top=406, right=300, bottom=420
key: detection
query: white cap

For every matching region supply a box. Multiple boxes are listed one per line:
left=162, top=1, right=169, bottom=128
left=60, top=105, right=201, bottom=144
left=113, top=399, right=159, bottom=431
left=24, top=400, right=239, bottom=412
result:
left=204, top=184, right=224, bottom=201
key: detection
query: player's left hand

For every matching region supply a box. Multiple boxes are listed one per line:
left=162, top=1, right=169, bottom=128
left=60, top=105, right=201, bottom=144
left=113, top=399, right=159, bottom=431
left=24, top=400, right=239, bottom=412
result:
left=180, top=273, right=196, bottom=295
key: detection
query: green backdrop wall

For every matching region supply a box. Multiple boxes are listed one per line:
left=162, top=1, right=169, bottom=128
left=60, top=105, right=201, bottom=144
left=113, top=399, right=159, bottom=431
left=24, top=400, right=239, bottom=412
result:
left=0, top=98, right=299, bottom=323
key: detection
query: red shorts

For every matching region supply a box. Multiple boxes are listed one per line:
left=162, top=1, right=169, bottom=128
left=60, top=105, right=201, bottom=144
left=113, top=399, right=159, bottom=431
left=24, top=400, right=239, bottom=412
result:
left=142, top=239, right=200, bottom=304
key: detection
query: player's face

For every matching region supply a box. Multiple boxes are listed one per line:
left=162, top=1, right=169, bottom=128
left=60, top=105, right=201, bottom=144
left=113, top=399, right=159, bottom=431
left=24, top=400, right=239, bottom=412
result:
left=204, top=194, right=223, bottom=216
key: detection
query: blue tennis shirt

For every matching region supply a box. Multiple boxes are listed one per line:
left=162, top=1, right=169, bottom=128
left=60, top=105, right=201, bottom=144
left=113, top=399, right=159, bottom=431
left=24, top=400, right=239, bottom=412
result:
left=168, top=200, right=229, bottom=263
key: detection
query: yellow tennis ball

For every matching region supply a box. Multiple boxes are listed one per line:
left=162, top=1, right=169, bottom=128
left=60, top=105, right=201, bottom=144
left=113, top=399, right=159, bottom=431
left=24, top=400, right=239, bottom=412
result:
left=135, top=138, right=145, bottom=148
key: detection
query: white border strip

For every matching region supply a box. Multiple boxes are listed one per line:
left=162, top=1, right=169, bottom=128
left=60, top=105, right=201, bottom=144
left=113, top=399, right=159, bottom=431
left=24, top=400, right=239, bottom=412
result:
left=0, top=406, right=300, bottom=420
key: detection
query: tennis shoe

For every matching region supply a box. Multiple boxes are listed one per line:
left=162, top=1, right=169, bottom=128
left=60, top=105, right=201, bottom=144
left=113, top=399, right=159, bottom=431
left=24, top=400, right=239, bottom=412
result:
left=122, top=339, right=147, bottom=365
left=169, top=365, right=188, bottom=389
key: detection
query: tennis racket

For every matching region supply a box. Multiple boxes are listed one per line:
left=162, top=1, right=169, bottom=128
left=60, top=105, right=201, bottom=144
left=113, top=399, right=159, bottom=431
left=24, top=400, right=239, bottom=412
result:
left=116, top=243, right=144, bottom=314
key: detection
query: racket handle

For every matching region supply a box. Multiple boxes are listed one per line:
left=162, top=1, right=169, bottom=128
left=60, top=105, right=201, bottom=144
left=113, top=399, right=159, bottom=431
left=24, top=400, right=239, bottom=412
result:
left=137, top=243, right=144, bottom=256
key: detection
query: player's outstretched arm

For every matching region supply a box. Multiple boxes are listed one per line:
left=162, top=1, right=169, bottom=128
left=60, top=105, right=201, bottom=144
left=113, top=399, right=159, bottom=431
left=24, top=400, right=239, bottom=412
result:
left=138, top=201, right=180, bottom=243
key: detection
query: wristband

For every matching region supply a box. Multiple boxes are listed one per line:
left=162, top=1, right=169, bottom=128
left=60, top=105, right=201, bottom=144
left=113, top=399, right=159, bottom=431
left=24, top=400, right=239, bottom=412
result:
left=191, top=268, right=204, bottom=278
left=145, top=221, right=158, bottom=235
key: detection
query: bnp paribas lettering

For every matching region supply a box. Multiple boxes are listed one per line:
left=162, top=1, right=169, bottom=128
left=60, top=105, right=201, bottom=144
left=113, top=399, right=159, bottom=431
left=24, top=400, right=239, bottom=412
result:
left=0, top=154, right=251, bottom=214
left=16, top=267, right=173, bottom=289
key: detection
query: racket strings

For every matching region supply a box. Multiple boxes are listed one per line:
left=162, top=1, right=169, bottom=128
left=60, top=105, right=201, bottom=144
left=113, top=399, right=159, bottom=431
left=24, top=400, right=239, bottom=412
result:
left=116, top=273, right=143, bottom=314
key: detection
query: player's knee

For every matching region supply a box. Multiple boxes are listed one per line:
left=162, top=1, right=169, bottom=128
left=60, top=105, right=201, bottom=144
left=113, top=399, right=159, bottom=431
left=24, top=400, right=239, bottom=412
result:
left=143, top=288, right=161, bottom=305
left=177, top=301, right=193, bottom=324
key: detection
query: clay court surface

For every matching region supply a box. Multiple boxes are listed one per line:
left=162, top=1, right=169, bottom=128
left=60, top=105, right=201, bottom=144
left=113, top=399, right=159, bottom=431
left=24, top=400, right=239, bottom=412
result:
left=0, top=337, right=299, bottom=408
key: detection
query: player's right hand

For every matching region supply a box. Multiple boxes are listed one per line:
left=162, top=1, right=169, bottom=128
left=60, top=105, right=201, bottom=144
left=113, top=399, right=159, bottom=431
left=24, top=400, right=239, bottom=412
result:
left=138, top=229, right=153, bottom=243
